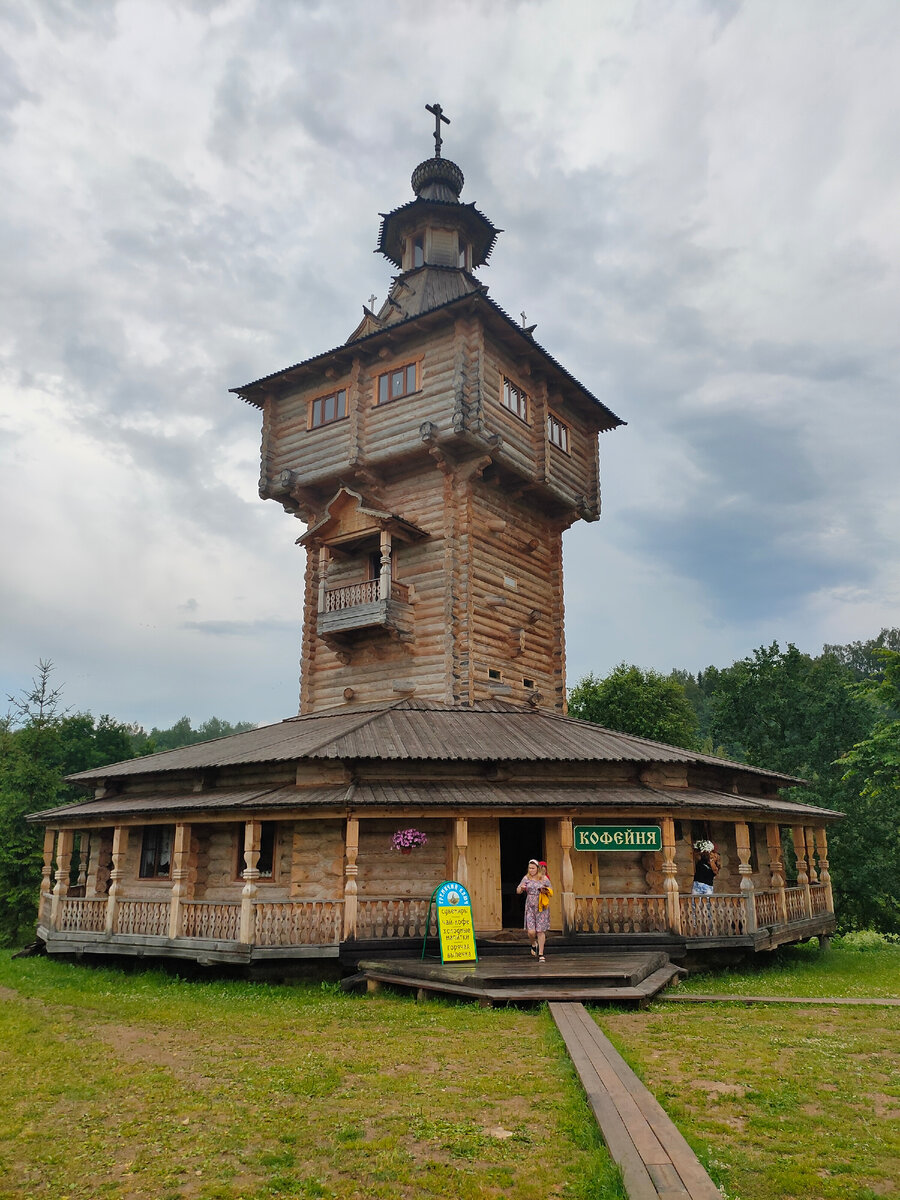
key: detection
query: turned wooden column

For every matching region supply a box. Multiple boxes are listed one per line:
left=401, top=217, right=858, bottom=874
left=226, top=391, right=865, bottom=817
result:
left=168, top=823, right=192, bottom=939
left=766, top=823, right=788, bottom=923
left=239, top=819, right=261, bottom=944
left=454, top=817, right=468, bottom=887
left=734, top=820, right=757, bottom=933
left=804, top=826, right=819, bottom=884
left=105, top=825, right=129, bottom=934
left=317, top=544, right=328, bottom=612
left=39, top=828, right=56, bottom=926
left=76, top=832, right=90, bottom=893
left=559, top=818, right=575, bottom=936
left=792, top=825, right=812, bottom=917
left=814, top=827, right=834, bottom=913
left=342, top=816, right=359, bottom=940
left=49, top=828, right=74, bottom=930
left=661, top=816, right=682, bottom=935
left=378, top=529, right=392, bottom=600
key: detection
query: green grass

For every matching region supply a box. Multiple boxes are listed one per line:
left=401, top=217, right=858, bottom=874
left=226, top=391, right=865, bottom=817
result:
left=678, top=934, right=900, bottom=998
left=0, top=953, right=623, bottom=1200
left=0, top=942, right=896, bottom=1199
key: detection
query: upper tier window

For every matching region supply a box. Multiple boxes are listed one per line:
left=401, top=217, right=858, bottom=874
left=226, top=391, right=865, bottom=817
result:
left=377, top=362, right=418, bottom=405
left=309, top=388, right=348, bottom=429
left=547, top=413, right=570, bottom=453
left=502, top=377, right=529, bottom=423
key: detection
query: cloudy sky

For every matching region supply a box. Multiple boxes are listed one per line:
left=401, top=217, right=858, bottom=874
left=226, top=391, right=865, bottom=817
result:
left=1, top=0, right=898, bottom=731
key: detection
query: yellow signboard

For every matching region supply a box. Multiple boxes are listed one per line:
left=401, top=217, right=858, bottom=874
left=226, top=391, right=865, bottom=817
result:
left=435, top=880, right=477, bottom=963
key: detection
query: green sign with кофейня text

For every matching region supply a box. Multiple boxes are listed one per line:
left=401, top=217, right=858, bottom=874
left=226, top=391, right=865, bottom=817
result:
left=574, top=824, right=662, bottom=851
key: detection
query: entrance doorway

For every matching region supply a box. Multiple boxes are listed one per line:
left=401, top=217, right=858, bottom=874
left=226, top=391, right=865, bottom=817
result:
left=499, top=817, right=544, bottom=927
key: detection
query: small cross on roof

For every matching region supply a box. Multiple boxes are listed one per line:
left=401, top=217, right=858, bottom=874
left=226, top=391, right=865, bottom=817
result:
left=425, top=102, right=450, bottom=157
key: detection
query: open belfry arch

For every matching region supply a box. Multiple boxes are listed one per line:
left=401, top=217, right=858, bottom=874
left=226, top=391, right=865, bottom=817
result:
left=30, top=108, right=840, bottom=969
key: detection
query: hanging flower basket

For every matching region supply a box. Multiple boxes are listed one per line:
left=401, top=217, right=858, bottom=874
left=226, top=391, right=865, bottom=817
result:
left=391, top=828, right=428, bottom=853
left=694, top=839, right=715, bottom=853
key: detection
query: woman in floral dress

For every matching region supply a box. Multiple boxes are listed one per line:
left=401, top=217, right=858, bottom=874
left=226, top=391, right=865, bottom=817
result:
left=517, top=858, right=551, bottom=962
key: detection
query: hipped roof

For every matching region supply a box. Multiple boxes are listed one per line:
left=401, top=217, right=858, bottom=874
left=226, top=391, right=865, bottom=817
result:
left=59, top=699, right=802, bottom=785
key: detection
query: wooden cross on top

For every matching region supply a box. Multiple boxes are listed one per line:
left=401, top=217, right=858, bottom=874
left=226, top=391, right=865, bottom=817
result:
left=425, top=102, right=450, bottom=157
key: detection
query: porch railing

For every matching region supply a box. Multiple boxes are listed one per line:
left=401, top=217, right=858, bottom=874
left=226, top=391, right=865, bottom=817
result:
left=182, top=900, right=241, bottom=941
left=356, top=897, right=436, bottom=939
left=58, top=897, right=107, bottom=933
left=784, top=885, right=808, bottom=922
left=115, top=898, right=170, bottom=937
left=679, top=893, right=748, bottom=938
left=323, top=579, right=410, bottom=612
left=809, top=884, right=829, bottom=916
left=753, top=889, right=782, bottom=927
left=255, top=901, right=343, bottom=946
left=573, top=894, right=668, bottom=934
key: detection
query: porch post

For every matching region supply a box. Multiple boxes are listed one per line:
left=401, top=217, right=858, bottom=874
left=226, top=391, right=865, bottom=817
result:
left=559, top=818, right=575, bottom=936
left=239, top=820, right=261, bottom=944
left=734, top=820, right=757, bottom=934
left=454, top=818, right=468, bottom=887
left=76, top=832, right=90, bottom=892
left=343, top=816, right=359, bottom=940
left=804, top=826, right=819, bottom=884
left=317, top=545, right=328, bottom=612
left=105, top=825, right=129, bottom=934
left=766, top=823, right=788, bottom=923
left=39, top=828, right=56, bottom=927
left=168, top=823, right=192, bottom=939
left=792, top=825, right=812, bottom=917
left=50, top=828, right=74, bottom=930
left=814, top=827, right=834, bottom=913
left=661, top=817, right=682, bottom=935
left=378, top=529, right=392, bottom=600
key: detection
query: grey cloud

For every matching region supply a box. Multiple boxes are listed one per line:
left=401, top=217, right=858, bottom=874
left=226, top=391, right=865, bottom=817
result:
left=0, top=46, right=36, bottom=140
left=181, top=618, right=296, bottom=637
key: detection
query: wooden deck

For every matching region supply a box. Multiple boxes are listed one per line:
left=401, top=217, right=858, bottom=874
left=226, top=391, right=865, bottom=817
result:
left=550, top=1001, right=720, bottom=1199
left=347, top=951, right=684, bottom=1006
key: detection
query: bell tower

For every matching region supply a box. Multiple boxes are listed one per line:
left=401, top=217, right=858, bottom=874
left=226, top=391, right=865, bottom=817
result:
left=233, top=107, right=623, bottom=715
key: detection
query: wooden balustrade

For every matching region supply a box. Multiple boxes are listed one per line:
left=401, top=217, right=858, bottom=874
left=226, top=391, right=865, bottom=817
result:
left=182, top=901, right=241, bottom=941
left=324, top=579, right=379, bottom=611
left=573, top=895, right=668, bottom=934
left=809, top=884, right=829, bottom=916
left=679, top=893, right=748, bottom=938
left=254, top=901, right=343, bottom=946
left=356, top=897, right=436, bottom=939
left=753, top=889, right=782, bottom=928
left=784, top=885, right=809, bottom=922
left=115, top=899, right=170, bottom=937
left=58, top=897, right=108, bottom=933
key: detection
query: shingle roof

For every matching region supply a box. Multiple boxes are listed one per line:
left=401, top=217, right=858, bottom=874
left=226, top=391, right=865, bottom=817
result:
left=61, top=698, right=803, bottom=785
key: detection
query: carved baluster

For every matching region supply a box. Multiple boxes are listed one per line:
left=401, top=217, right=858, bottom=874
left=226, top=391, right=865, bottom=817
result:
left=239, top=820, right=261, bottom=944
left=660, top=817, right=682, bottom=935
left=814, top=827, right=833, bottom=914
left=76, top=831, right=90, bottom=893
left=105, top=827, right=130, bottom=934
left=804, top=826, right=819, bottom=886
left=39, top=828, right=56, bottom=927
left=343, top=816, right=359, bottom=940
left=50, top=828, right=74, bottom=931
left=765, top=823, right=787, bottom=923
left=379, top=529, right=392, bottom=602
left=792, top=825, right=812, bottom=917
left=734, top=821, right=757, bottom=933
left=168, top=823, right=191, bottom=940
left=559, top=818, right=576, bottom=935
left=454, top=817, right=468, bottom=887
left=317, top=544, right=328, bottom=613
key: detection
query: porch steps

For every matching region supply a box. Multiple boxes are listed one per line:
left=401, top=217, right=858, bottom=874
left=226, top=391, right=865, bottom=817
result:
left=347, top=951, right=684, bottom=1007
left=550, top=1000, right=721, bottom=1199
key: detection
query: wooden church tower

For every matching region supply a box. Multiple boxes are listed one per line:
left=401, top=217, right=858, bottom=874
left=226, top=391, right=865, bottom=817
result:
left=233, top=106, right=623, bottom=715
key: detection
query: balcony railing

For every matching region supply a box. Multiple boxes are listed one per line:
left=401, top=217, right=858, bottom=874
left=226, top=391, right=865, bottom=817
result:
left=573, top=894, right=668, bottom=934
left=323, top=579, right=409, bottom=612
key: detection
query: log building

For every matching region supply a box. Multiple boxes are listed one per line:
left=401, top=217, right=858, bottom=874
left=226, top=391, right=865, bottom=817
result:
left=30, top=113, right=839, bottom=970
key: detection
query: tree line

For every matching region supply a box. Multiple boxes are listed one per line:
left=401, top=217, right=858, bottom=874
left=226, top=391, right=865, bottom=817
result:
left=568, top=629, right=900, bottom=935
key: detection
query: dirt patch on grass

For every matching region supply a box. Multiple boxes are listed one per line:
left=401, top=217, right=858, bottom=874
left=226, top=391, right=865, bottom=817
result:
left=691, top=1079, right=748, bottom=1097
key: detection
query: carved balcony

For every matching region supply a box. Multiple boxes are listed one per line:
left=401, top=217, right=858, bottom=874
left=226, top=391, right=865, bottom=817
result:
left=317, top=577, right=413, bottom=642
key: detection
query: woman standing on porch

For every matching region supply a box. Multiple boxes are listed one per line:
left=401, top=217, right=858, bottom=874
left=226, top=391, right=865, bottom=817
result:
left=517, top=858, right=551, bottom=962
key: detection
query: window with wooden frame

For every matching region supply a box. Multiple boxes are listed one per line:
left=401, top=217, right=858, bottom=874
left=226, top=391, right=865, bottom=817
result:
left=139, top=826, right=173, bottom=879
left=308, top=388, right=348, bottom=430
left=501, top=376, right=529, bottom=423
left=377, top=362, right=418, bottom=405
left=235, top=822, right=278, bottom=881
left=547, top=412, right=570, bottom=453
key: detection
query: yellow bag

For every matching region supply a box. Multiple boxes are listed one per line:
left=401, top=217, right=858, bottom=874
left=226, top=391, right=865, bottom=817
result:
left=538, top=886, right=553, bottom=911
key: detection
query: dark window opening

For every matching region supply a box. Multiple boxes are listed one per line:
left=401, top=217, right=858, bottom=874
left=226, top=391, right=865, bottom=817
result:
left=236, top=822, right=277, bottom=880
left=139, top=826, right=173, bottom=879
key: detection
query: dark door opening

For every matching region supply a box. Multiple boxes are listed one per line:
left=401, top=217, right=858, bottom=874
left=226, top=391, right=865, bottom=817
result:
left=499, top=817, right=545, bottom=927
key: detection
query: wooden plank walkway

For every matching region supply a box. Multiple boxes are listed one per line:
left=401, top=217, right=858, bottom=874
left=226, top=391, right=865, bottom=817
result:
left=550, top=1002, right=720, bottom=1200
